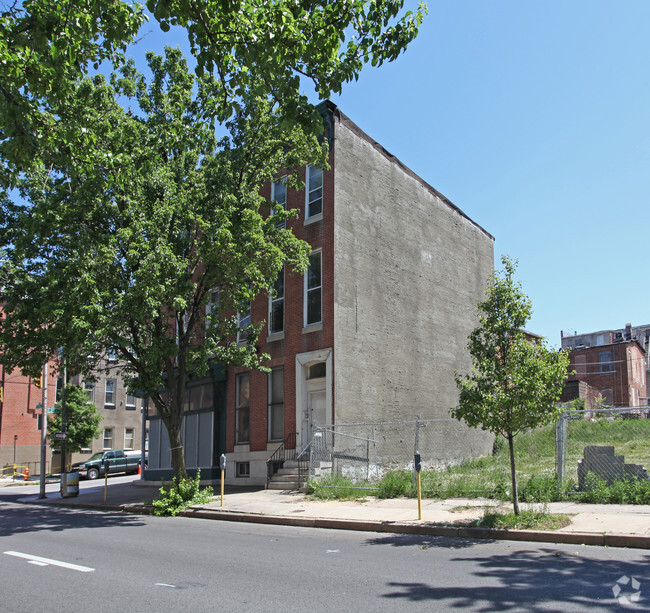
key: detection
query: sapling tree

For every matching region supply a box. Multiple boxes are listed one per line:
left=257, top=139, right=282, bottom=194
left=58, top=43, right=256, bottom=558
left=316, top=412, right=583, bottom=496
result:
left=451, top=255, right=569, bottom=515
left=47, top=385, right=103, bottom=454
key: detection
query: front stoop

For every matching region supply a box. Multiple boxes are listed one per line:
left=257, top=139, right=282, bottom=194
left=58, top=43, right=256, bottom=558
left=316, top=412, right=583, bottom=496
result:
left=267, top=460, right=304, bottom=491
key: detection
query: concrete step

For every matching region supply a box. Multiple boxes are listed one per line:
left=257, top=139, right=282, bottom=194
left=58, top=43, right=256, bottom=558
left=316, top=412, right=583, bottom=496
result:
left=267, top=481, right=301, bottom=490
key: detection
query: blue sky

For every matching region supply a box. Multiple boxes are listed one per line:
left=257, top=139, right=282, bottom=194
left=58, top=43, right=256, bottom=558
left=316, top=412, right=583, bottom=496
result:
left=132, top=1, right=650, bottom=346
left=326, top=0, right=650, bottom=346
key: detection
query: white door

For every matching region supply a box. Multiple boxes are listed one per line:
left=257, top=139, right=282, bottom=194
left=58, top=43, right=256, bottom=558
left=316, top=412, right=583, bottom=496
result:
left=303, top=389, right=326, bottom=449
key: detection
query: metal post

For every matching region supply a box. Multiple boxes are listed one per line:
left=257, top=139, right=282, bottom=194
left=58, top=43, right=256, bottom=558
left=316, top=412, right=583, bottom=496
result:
left=60, top=362, right=67, bottom=473
left=39, top=362, right=48, bottom=499
left=13, top=434, right=17, bottom=467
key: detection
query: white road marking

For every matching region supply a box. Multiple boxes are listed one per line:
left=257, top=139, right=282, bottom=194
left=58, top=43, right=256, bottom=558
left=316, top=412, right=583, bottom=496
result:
left=326, top=549, right=340, bottom=553
left=28, top=561, right=49, bottom=567
left=155, top=583, right=176, bottom=588
left=4, top=551, right=95, bottom=572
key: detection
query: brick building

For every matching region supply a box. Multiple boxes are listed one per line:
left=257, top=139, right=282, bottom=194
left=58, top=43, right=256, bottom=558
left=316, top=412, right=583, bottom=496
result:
left=0, top=364, right=56, bottom=473
left=565, top=340, right=646, bottom=408
left=562, top=323, right=650, bottom=401
left=146, top=102, right=495, bottom=485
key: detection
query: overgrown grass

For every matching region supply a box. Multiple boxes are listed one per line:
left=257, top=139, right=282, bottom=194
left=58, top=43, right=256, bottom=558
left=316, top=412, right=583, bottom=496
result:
left=308, top=417, right=650, bottom=503
left=476, top=508, right=571, bottom=531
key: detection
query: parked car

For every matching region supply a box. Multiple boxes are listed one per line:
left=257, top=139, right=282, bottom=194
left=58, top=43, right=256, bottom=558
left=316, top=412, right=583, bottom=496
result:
left=72, top=450, right=147, bottom=480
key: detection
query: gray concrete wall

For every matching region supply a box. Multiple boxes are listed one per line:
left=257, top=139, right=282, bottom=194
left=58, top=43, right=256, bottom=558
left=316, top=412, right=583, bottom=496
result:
left=332, top=115, right=494, bottom=456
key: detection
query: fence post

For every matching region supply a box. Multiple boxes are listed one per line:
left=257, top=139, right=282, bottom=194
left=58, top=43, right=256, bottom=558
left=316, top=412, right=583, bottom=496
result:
left=555, top=411, right=567, bottom=487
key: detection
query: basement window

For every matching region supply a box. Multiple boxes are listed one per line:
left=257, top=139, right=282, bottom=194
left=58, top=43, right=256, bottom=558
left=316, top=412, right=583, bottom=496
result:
left=236, top=462, right=250, bottom=478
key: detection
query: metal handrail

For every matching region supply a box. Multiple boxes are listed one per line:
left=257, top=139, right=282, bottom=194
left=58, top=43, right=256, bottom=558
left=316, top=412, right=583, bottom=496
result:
left=266, top=432, right=297, bottom=486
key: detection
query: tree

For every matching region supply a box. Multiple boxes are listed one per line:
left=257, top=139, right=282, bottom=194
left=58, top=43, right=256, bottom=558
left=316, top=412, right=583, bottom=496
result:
left=0, top=49, right=325, bottom=481
left=451, top=255, right=569, bottom=515
left=1, top=0, right=426, bottom=182
left=47, top=385, right=103, bottom=454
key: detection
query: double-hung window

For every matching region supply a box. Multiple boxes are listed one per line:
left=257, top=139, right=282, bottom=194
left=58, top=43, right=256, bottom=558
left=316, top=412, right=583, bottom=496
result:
left=237, top=304, right=251, bottom=343
left=105, top=379, right=116, bottom=407
left=236, top=373, right=250, bottom=443
left=103, top=428, right=113, bottom=449
left=84, top=380, right=95, bottom=403
left=305, top=251, right=322, bottom=326
left=599, top=351, right=612, bottom=373
left=124, top=428, right=135, bottom=450
left=305, top=166, right=323, bottom=219
left=269, top=269, right=284, bottom=335
left=271, top=178, right=287, bottom=227
left=268, top=367, right=284, bottom=441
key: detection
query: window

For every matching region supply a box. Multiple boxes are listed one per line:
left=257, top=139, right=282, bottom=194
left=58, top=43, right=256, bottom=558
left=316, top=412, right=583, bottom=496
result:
left=268, top=367, right=284, bottom=441
left=574, top=355, right=587, bottom=376
left=236, top=373, right=250, bottom=443
left=236, top=462, right=250, bottom=478
left=305, top=166, right=323, bottom=219
left=269, top=269, right=284, bottom=335
left=596, top=334, right=606, bottom=346
left=124, top=428, right=135, bottom=450
left=599, top=351, right=612, bottom=373
left=305, top=251, right=322, bottom=326
left=237, top=304, right=251, bottom=343
left=205, top=289, right=219, bottom=325
left=126, top=393, right=137, bottom=410
left=84, top=380, right=95, bottom=403
left=107, top=348, right=117, bottom=362
left=308, top=362, right=326, bottom=379
left=271, top=178, right=287, bottom=227
left=103, top=428, right=113, bottom=449
left=105, top=379, right=116, bottom=407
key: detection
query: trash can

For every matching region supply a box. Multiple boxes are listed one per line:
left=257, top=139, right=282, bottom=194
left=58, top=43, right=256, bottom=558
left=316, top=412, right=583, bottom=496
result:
left=61, top=471, right=79, bottom=498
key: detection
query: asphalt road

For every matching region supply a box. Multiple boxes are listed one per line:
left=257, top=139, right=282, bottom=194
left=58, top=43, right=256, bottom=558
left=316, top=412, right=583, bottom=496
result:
left=1, top=496, right=648, bottom=613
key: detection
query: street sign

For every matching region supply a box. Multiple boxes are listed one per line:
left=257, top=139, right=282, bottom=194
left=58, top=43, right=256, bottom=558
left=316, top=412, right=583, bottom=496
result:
left=36, top=403, right=42, bottom=410
left=48, top=406, right=59, bottom=413
left=54, top=433, right=67, bottom=441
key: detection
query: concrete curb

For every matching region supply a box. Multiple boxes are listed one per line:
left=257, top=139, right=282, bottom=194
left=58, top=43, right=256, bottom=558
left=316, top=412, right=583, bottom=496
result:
left=22, top=498, right=650, bottom=550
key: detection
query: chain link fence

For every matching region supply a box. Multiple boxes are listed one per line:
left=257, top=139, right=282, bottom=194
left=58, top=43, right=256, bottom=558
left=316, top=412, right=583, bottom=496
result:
left=308, top=407, right=650, bottom=496
left=556, top=407, right=650, bottom=490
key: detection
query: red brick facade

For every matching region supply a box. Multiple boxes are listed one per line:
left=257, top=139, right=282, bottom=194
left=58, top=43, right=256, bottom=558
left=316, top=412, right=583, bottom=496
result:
left=566, top=340, right=646, bottom=407
left=226, top=147, right=336, bottom=455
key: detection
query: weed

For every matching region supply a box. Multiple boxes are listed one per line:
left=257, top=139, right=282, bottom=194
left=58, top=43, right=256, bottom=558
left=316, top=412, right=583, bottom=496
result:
left=151, top=470, right=214, bottom=516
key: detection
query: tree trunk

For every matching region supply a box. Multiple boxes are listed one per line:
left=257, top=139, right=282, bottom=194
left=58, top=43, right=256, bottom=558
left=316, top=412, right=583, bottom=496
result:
left=168, top=422, right=187, bottom=483
left=507, top=432, right=520, bottom=516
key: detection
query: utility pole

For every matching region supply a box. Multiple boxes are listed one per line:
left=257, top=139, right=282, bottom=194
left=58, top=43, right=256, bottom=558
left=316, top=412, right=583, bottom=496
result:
left=39, top=361, right=48, bottom=499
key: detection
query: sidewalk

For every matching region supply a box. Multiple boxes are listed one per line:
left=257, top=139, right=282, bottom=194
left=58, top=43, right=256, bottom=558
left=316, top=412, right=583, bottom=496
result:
left=8, top=478, right=650, bottom=550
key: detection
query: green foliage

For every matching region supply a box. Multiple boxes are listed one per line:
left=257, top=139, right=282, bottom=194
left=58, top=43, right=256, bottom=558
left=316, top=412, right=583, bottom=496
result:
left=306, top=475, right=371, bottom=501
left=376, top=470, right=414, bottom=499
left=151, top=471, right=214, bottom=516
left=578, top=473, right=650, bottom=505
left=47, top=385, right=102, bottom=454
left=518, top=475, right=570, bottom=503
left=451, top=255, right=569, bottom=514
left=477, top=508, right=571, bottom=531
left=1, top=0, right=426, bottom=183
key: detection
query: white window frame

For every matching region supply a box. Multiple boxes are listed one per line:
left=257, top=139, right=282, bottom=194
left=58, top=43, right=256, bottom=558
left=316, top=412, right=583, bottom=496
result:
left=268, top=268, right=284, bottom=336
left=103, top=428, right=113, bottom=449
left=304, top=250, right=322, bottom=326
left=305, top=166, right=323, bottom=220
left=84, top=380, right=95, bottom=403
left=125, top=393, right=137, bottom=410
left=105, top=379, right=116, bottom=407
left=124, top=428, right=135, bottom=450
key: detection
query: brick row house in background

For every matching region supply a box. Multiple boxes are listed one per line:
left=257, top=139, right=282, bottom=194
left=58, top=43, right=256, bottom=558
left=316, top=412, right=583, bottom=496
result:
left=562, top=324, right=650, bottom=402
left=0, top=346, right=146, bottom=473
left=146, top=102, right=495, bottom=486
left=562, top=338, right=646, bottom=408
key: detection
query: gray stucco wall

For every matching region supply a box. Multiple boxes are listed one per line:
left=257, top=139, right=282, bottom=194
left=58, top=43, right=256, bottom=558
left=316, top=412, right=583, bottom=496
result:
left=332, top=116, right=494, bottom=451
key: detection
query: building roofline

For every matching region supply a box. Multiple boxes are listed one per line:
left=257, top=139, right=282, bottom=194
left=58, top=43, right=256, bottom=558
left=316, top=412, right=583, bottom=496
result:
left=321, top=101, right=494, bottom=242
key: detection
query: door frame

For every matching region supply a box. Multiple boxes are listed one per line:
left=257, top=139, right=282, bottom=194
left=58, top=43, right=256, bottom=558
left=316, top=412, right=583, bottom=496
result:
left=295, top=348, right=333, bottom=452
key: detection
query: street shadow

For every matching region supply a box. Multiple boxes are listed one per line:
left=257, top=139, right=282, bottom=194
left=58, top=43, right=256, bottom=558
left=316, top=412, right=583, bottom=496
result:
left=379, top=548, right=650, bottom=611
left=364, top=533, right=491, bottom=550
left=0, top=502, right=147, bottom=537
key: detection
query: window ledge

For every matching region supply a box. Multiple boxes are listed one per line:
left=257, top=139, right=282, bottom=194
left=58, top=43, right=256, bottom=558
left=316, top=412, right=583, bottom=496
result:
left=304, top=213, right=323, bottom=226
left=302, top=323, right=323, bottom=334
left=104, top=404, right=115, bottom=410
left=267, top=332, right=285, bottom=342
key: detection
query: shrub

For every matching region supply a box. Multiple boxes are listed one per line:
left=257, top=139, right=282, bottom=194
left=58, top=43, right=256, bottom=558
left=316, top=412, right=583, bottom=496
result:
left=152, top=470, right=214, bottom=516
left=518, top=475, right=569, bottom=503
left=376, top=470, right=413, bottom=499
left=306, top=475, right=370, bottom=500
